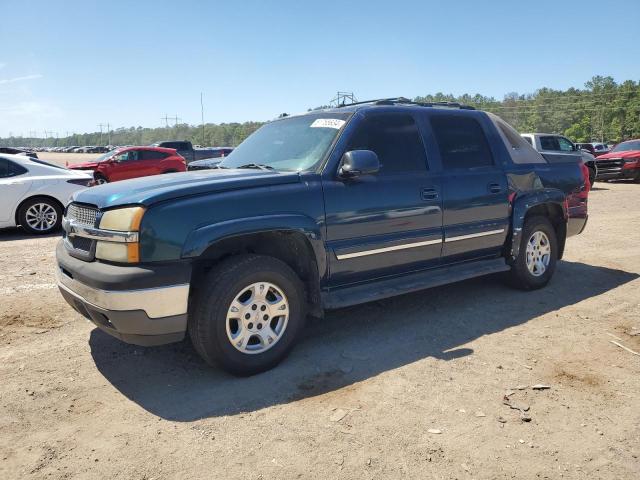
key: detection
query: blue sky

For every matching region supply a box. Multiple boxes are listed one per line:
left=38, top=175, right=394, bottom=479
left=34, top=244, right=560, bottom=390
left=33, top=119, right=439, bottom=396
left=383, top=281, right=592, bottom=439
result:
left=1, top=0, right=638, bottom=137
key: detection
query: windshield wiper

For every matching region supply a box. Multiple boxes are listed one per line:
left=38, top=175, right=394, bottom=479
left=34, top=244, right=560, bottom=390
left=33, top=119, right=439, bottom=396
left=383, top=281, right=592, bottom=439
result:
left=236, top=163, right=275, bottom=171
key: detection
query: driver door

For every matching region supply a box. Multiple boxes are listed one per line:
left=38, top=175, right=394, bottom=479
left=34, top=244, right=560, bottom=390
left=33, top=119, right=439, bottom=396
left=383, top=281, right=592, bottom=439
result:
left=322, top=113, right=443, bottom=287
left=109, top=150, right=142, bottom=181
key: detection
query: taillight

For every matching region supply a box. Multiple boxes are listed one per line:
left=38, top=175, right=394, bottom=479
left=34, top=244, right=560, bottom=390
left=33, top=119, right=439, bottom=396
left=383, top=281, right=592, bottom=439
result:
left=579, top=163, right=590, bottom=198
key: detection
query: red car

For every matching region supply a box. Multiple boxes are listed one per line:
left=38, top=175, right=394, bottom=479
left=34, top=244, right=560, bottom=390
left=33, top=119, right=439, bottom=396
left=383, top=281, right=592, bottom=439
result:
left=69, top=146, right=186, bottom=184
left=594, top=139, right=640, bottom=182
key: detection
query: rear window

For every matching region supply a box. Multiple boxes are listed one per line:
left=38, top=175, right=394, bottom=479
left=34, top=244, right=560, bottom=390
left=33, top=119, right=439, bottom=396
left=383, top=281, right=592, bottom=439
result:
left=430, top=115, right=493, bottom=169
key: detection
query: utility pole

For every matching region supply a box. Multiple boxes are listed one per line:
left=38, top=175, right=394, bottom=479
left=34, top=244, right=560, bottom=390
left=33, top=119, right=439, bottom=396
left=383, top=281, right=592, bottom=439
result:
left=200, top=92, right=205, bottom=147
left=172, top=114, right=181, bottom=127
left=97, top=123, right=105, bottom=146
left=161, top=114, right=170, bottom=128
left=106, top=123, right=111, bottom=146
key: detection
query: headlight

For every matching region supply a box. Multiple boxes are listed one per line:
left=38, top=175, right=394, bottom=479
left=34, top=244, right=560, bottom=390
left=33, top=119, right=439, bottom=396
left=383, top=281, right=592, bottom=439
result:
left=99, top=206, right=145, bottom=231
left=95, top=206, right=145, bottom=263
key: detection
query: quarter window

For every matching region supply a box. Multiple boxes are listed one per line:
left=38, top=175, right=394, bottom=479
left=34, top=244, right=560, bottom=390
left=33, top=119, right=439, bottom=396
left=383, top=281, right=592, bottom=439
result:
left=346, top=114, right=427, bottom=173
left=0, top=158, right=28, bottom=178
left=430, top=115, right=494, bottom=169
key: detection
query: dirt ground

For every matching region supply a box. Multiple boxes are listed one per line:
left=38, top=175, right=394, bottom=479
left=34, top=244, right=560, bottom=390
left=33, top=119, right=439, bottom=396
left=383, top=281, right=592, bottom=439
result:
left=1, top=161, right=639, bottom=479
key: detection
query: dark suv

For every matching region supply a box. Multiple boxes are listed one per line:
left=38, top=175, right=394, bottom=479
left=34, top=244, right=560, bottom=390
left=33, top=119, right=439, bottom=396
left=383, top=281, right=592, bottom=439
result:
left=56, top=99, right=589, bottom=375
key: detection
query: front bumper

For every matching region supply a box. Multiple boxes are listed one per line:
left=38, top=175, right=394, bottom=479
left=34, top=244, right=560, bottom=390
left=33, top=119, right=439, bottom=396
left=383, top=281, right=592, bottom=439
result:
left=56, top=240, right=190, bottom=346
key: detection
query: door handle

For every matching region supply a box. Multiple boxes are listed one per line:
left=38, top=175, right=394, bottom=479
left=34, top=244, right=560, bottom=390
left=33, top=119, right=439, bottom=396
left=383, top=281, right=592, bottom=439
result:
left=488, top=183, right=502, bottom=194
left=421, top=188, right=438, bottom=200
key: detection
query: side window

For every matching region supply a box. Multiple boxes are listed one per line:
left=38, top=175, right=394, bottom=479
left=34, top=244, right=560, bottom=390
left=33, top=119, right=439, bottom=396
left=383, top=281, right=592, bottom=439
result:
left=140, top=150, right=166, bottom=160
left=0, top=158, right=28, bottom=178
left=346, top=114, right=427, bottom=174
left=430, top=115, right=494, bottom=169
left=114, top=152, right=130, bottom=162
left=540, top=136, right=560, bottom=151
left=557, top=137, right=574, bottom=152
left=522, top=136, right=533, bottom=145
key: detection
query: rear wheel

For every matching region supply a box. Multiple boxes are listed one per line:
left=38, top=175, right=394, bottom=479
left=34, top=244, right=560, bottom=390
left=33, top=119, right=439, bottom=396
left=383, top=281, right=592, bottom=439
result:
left=189, top=254, right=306, bottom=375
left=587, top=166, right=596, bottom=186
left=508, top=216, right=558, bottom=290
left=18, top=197, right=62, bottom=235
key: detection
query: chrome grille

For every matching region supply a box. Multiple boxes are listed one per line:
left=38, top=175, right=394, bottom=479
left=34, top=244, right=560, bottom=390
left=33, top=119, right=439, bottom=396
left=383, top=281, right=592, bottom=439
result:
left=66, top=203, right=98, bottom=226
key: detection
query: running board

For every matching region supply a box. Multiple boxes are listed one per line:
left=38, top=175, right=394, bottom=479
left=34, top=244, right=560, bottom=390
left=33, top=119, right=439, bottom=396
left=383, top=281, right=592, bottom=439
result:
left=323, top=258, right=510, bottom=310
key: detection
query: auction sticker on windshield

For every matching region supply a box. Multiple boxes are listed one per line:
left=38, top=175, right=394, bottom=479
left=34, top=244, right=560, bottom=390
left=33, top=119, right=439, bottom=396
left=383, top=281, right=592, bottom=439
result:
left=310, top=118, right=346, bottom=129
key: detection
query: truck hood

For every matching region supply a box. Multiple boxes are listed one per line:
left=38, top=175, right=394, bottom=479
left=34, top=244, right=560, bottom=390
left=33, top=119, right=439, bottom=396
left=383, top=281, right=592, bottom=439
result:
left=596, top=150, right=640, bottom=160
left=71, top=169, right=302, bottom=209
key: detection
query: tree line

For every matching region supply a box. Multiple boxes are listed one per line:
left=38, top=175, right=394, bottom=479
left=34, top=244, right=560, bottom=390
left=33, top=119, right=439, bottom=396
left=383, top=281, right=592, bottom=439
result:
left=414, top=76, right=640, bottom=143
left=2, top=76, right=638, bottom=148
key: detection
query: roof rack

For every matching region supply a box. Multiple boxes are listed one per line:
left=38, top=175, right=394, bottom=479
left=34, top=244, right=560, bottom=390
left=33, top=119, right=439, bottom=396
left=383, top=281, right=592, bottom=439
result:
left=336, top=97, right=475, bottom=110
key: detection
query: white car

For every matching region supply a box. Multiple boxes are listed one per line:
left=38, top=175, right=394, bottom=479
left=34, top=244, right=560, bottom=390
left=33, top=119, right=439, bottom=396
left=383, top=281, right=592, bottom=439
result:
left=0, top=154, right=93, bottom=234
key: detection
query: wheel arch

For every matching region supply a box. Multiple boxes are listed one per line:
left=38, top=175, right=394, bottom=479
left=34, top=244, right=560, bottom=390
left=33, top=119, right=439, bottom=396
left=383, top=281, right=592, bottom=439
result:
left=184, top=216, right=326, bottom=318
left=509, top=190, right=567, bottom=261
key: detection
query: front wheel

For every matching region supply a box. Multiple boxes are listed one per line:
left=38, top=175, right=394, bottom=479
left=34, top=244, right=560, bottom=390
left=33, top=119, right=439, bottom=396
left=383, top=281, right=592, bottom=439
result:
left=94, top=174, right=108, bottom=185
left=508, top=216, right=558, bottom=290
left=189, top=254, right=306, bottom=375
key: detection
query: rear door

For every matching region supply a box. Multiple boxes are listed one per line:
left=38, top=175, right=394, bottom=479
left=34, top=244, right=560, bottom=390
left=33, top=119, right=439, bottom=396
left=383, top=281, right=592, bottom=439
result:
left=139, top=149, right=167, bottom=175
left=427, top=112, right=509, bottom=262
left=322, top=112, right=443, bottom=286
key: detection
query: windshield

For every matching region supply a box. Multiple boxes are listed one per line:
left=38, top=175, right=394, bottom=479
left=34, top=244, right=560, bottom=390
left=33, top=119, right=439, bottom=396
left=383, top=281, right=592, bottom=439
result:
left=611, top=140, right=640, bottom=152
left=95, top=149, right=121, bottom=162
left=219, top=113, right=351, bottom=172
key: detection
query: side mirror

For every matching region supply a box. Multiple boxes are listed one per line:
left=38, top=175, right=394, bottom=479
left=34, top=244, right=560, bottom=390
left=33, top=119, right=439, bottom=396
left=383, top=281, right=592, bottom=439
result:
left=338, top=150, right=380, bottom=178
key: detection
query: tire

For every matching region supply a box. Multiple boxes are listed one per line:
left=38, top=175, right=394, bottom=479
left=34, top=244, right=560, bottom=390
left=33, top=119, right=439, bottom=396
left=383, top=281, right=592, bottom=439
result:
left=18, top=197, right=63, bottom=235
left=588, top=167, right=596, bottom=186
left=508, top=215, right=558, bottom=290
left=94, top=174, right=108, bottom=185
left=189, top=254, right=306, bottom=375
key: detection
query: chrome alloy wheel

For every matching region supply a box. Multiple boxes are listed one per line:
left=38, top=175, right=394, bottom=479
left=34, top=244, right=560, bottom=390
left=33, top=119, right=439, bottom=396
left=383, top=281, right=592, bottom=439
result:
left=25, top=203, right=58, bottom=232
left=226, top=282, right=289, bottom=354
left=526, top=231, right=551, bottom=277
left=95, top=177, right=108, bottom=185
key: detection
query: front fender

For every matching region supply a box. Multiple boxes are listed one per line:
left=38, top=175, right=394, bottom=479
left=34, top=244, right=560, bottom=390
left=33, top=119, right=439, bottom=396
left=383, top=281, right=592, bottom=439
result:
left=181, top=213, right=326, bottom=275
left=509, top=189, right=566, bottom=260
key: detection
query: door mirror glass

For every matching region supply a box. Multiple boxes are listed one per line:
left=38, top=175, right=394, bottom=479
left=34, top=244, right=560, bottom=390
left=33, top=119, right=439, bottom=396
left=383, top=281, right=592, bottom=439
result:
left=338, top=150, right=380, bottom=178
